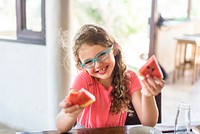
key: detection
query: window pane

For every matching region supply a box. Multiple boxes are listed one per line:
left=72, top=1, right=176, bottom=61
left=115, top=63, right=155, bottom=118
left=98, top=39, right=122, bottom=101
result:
left=26, top=0, right=42, bottom=32
left=158, top=0, right=188, bottom=19
left=190, top=0, right=200, bottom=20
left=73, top=0, right=152, bottom=69
left=0, top=0, right=16, bottom=37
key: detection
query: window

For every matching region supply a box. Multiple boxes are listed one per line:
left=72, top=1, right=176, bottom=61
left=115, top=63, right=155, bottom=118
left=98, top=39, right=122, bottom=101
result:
left=0, top=0, right=45, bottom=45
left=190, top=0, right=200, bottom=20
left=158, top=0, right=200, bottom=21
left=158, top=0, right=188, bottom=20
left=73, top=0, right=152, bottom=70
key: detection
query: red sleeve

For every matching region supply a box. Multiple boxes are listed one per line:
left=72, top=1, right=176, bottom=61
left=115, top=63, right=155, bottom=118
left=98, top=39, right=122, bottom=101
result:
left=126, top=70, right=142, bottom=95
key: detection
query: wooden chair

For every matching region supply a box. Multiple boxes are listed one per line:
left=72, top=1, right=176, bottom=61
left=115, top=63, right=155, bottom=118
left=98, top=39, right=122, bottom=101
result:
left=125, top=93, right=161, bottom=125
left=173, top=36, right=200, bottom=84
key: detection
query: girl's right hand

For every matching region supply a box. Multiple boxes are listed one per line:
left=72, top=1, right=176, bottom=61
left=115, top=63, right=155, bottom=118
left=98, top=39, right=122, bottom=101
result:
left=59, top=99, right=83, bottom=118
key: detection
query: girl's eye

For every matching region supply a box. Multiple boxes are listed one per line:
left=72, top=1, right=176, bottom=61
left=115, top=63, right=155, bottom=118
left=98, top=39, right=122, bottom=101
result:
left=84, top=60, right=93, bottom=65
left=98, top=52, right=106, bottom=58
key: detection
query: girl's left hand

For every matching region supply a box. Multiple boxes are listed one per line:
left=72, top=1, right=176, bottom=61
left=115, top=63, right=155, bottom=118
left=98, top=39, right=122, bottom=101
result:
left=141, top=74, right=165, bottom=97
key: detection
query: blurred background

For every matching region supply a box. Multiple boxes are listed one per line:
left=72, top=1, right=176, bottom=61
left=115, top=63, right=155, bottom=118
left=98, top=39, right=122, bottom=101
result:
left=0, top=0, right=200, bottom=133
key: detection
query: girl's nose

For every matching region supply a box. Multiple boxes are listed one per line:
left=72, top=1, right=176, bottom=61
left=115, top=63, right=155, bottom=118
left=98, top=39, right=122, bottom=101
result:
left=94, top=61, right=103, bottom=68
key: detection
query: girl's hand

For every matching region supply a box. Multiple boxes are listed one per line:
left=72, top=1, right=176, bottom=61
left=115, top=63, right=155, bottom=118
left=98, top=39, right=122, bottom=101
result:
left=59, top=99, right=83, bottom=118
left=141, top=74, right=165, bottom=97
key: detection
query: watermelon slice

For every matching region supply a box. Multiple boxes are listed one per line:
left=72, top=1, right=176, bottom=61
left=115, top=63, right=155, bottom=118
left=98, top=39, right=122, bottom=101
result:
left=66, top=88, right=96, bottom=107
left=138, top=55, right=163, bottom=78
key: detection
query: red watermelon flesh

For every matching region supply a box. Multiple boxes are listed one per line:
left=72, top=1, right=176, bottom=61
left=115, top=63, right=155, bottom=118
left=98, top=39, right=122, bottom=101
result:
left=138, top=55, right=163, bottom=78
left=66, top=88, right=96, bottom=107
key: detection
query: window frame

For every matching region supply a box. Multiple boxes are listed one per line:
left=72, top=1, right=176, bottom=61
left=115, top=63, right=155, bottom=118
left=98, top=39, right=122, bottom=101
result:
left=16, top=0, right=46, bottom=45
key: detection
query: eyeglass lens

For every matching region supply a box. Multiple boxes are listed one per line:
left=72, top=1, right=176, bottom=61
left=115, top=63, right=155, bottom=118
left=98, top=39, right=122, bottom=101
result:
left=81, top=46, right=112, bottom=68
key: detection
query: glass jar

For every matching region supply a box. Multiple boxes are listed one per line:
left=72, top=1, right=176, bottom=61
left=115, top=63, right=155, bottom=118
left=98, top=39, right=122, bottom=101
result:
left=174, top=103, right=191, bottom=134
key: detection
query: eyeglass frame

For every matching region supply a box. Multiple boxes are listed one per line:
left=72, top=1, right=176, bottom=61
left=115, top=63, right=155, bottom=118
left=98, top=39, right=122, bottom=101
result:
left=80, top=45, right=113, bottom=69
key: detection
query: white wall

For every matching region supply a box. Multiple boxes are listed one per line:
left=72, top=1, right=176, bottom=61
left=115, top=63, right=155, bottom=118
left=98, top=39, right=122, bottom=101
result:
left=0, top=42, right=48, bottom=130
left=0, top=0, right=71, bottom=131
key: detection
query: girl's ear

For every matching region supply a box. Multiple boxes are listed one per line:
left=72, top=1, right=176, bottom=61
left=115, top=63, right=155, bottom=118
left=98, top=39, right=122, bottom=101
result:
left=113, top=43, right=119, bottom=56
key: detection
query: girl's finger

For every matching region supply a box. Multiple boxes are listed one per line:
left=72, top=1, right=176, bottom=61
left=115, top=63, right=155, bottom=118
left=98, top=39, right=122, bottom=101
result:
left=154, top=77, right=165, bottom=87
left=142, top=78, right=158, bottom=96
left=147, top=75, right=165, bottom=93
left=142, top=79, right=155, bottom=96
left=63, top=105, right=83, bottom=118
left=146, top=75, right=158, bottom=91
left=59, top=99, right=72, bottom=108
left=63, top=104, right=80, bottom=113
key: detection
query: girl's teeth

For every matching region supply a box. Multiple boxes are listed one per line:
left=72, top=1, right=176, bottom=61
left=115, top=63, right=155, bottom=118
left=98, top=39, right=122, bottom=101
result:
left=99, top=67, right=106, bottom=72
left=102, top=67, right=105, bottom=71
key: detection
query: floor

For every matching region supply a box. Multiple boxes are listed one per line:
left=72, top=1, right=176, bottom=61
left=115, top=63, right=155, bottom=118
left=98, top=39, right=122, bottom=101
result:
left=1, top=74, right=200, bottom=134
left=162, top=72, right=200, bottom=124
left=0, top=123, right=19, bottom=134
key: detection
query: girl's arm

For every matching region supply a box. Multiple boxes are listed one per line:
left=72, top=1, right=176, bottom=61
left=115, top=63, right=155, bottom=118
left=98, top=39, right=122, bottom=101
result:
left=131, top=74, right=165, bottom=127
left=56, top=90, right=83, bottom=132
left=56, top=108, right=78, bottom=132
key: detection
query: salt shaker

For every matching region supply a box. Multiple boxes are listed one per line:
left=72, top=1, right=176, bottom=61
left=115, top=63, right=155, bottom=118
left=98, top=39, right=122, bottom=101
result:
left=174, top=103, right=191, bottom=134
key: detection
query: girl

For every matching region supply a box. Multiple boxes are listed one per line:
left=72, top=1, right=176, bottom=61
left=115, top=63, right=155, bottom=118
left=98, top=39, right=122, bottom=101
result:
left=56, top=24, right=165, bottom=132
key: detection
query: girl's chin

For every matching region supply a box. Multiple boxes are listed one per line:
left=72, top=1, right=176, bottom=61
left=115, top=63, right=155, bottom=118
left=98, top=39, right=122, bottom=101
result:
left=98, top=75, right=110, bottom=80
left=96, top=72, right=112, bottom=80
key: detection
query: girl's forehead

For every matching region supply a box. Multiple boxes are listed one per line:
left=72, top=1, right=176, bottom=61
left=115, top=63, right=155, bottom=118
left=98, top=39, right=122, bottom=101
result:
left=78, top=44, right=107, bottom=59
left=79, top=44, right=106, bottom=52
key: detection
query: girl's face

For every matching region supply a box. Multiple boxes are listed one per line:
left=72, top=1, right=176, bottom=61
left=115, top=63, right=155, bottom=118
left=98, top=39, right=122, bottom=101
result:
left=78, top=44, right=115, bottom=81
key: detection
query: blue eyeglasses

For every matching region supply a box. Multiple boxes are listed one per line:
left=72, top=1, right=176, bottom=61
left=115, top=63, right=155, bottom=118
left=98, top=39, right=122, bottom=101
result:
left=80, top=45, right=113, bottom=68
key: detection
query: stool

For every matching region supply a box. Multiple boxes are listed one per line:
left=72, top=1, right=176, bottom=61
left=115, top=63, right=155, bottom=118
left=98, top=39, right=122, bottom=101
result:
left=173, top=36, right=199, bottom=84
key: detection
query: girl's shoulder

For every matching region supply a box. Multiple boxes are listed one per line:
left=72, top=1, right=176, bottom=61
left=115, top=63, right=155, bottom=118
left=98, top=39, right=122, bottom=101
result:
left=126, top=69, right=142, bottom=93
left=75, top=70, right=93, bottom=81
left=78, top=70, right=90, bottom=76
left=74, top=70, right=96, bottom=85
left=70, top=70, right=95, bottom=91
left=125, top=69, right=139, bottom=79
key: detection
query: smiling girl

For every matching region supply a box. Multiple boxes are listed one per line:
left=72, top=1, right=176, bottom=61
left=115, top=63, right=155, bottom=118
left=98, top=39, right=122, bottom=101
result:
left=56, top=24, right=165, bottom=132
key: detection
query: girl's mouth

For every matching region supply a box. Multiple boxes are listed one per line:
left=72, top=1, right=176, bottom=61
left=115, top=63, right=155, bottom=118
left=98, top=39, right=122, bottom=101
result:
left=96, top=66, right=108, bottom=74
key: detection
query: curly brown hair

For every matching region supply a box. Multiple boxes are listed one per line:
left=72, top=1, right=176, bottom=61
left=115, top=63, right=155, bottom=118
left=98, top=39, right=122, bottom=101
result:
left=72, top=24, right=131, bottom=114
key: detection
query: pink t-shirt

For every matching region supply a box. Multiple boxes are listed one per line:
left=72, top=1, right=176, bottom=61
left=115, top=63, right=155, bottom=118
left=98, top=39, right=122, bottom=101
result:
left=70, top=70, right=142, bottom=128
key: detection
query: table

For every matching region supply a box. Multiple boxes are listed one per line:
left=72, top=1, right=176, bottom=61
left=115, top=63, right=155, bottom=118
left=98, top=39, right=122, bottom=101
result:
left=16, top=123, right=200, bottom=134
